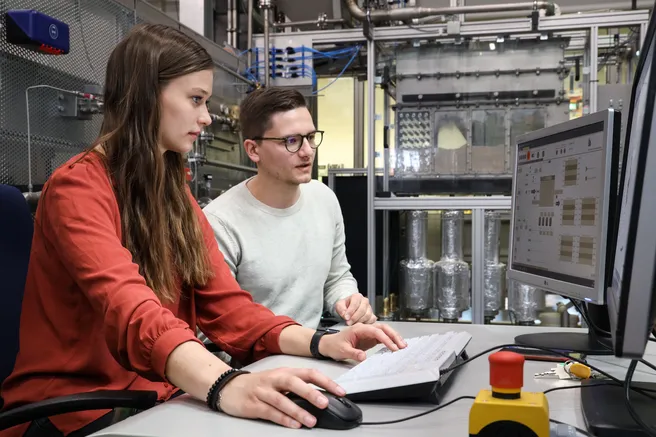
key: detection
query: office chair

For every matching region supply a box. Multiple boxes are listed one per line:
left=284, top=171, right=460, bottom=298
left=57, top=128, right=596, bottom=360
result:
left=0, top=184, right=158, bottom=432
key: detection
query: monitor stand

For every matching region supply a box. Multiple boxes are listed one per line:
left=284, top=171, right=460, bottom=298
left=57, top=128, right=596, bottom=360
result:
left=515, top=301, right=614, bottom=355
left=514, top=331, right=613, bottom=355
left=581, top=380, right=656, bottom=437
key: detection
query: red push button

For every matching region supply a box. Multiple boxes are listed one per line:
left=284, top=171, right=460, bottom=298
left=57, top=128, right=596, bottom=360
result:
left=489, top=351, right=525, bottom=390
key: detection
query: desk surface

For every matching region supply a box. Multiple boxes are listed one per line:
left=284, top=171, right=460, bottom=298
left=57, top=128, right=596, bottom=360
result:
left=92, top=322, right=656, bottom=437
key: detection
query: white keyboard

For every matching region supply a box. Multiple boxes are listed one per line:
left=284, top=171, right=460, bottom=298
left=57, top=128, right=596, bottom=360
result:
left=335, top=331, right=472, bottom=399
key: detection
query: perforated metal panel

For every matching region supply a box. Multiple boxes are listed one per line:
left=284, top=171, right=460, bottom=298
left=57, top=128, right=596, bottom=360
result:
left=0, top=0, right=247, bottom=190
left=0, top=0, right=134, bottom=187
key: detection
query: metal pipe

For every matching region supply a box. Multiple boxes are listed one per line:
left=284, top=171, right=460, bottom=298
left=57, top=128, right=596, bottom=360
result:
left=590, top=26, right=599, bottom=113
left=273, top=18, right=346, bottom=28
left=383, top=84, right=392, bottom=306
left=342, top=0, right=558, bottom=23
left=328, top=172, right=336, bottom=191
left=263, top=7, right=271, bottom=87
left=560, top=0, right=653, bottom=13
left=467, top=1, right=653, bottom=21
left=205, top=160, right=258, bottom=173
left=232, top=0, right=239, bottom=47
left=366, top=38, right=376, bottom=311
left=383, top=88, right=390, bottom=192
left=227, top=0, right=234, bottom=46
left=353, top=80, right=365, bottom=168
left=247, top=0, right=254, bottom=68
left=214, top=60, right=256, bottom=86
left=192, top=162, right=200, bottom=198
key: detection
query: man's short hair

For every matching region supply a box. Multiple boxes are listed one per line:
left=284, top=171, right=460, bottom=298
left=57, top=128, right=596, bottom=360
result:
left=239, top=87, right=307, bottom=139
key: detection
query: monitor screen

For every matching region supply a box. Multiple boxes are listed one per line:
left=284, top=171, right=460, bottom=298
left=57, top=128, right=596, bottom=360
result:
left=508, top=110, right=618, bottom=303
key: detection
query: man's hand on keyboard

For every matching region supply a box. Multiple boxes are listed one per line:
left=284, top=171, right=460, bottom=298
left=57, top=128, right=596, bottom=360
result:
left=318, top=323, right=407, bottom=362
left=334, top=293, right=377, bottom=325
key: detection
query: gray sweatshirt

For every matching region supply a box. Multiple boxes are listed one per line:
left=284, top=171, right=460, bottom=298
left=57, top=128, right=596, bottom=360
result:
left=202, top=178, right=358, bottom=329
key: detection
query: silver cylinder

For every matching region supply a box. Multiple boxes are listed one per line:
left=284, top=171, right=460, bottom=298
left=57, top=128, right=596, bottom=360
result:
left=484, top=210, right=501, bottom=265
left=247, top=0, right=254, bottom=67
left=441, top=210, right=464, bottom=260
left=400, top=258, right=434, bottom=314
left=406, top=210, right=428, bottom=259
left=484, top=263, right=506, bottom=317
left=509, top=281, right=546, bottom=324
left=433, top=260, right=470, bottom=320
left=263, top=8, right=270, bottom=87
left=483, top=211, right=505, bottom=319
left=433, top=210, right=470, bottom=320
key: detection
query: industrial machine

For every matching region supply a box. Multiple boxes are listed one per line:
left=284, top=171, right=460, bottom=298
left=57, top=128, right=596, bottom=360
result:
left=252, top=0, right=649, bottom=327
left=1, top=0, right=652, bottom=330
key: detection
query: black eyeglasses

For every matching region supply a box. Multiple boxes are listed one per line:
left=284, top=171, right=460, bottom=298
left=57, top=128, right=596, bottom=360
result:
left=252, top=130, right=324, bottom=153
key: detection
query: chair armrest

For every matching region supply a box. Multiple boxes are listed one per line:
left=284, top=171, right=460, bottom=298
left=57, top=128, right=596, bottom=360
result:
left=0, top=390, right=158, bottom=431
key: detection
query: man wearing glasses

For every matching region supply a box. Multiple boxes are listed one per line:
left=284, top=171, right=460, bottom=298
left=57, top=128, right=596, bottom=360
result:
left=202, top=87, right=375, bottom=338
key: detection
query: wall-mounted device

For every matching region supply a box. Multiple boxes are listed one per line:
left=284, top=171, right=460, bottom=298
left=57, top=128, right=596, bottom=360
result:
left=5, top=10, right=70, bottom=55
left=58, top=84, right=104, bottom=120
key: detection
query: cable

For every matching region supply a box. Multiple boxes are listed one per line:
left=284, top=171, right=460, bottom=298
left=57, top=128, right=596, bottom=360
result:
left=441, top=343, right=656, bottom=401
left=625, top=360, right=656, bottom=437
left=543, top=380, right=656, bottom=396
left=312, top=45, right=361, bottom=95
left=570, top=298, right=611, bottom=338
left=360, top=395, right=476, bottom=425
left=357, top=343, right=656, bottom=434
left=543, top=381, right=616, bottom=394
left=243, top=45, right=361, bottom=89
left=359, top=380, right=624, bottom=433
left=640, top=359, right=656, bottom=373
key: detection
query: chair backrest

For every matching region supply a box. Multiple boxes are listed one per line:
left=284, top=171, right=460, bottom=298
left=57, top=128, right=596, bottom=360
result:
left=0, top=185, right=34, bottom=399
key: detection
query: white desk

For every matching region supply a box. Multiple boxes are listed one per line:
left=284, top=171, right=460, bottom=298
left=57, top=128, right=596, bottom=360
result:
left=91, top=322, right=656, bottom=437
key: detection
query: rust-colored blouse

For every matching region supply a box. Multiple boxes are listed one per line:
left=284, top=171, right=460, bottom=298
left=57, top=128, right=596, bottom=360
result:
left=0, top=153, right=298, bottom=436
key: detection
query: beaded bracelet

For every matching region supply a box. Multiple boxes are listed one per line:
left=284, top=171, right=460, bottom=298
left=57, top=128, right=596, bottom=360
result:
left=206, top=369, right=251, bottom=412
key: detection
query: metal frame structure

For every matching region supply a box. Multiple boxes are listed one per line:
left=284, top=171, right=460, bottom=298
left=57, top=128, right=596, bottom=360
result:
left=257, top=7, right=652, bottom=324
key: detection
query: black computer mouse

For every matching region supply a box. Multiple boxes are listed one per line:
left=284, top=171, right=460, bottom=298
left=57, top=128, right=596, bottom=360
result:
left=285, top=391, right=363, bottom=430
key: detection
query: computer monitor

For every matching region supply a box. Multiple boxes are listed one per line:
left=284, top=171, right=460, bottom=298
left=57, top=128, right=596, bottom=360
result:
left=507, top=109, right=621, bottom=354
left=580, top=8, right=656, bottom=435
left=607, top=17, right=656, bottom=360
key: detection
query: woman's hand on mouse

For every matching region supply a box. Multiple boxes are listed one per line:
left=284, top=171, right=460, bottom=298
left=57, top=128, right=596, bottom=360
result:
left=217, top=367, right=344, bottom=429
left=319, top=323, right=407, bottom=362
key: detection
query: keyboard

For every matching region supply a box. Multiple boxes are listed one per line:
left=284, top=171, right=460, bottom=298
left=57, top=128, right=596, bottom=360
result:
left=335, top=331, right=472, bottom=404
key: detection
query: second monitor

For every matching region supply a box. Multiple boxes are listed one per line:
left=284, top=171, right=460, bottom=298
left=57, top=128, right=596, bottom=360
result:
left=508, top=108, right=621, bottom=354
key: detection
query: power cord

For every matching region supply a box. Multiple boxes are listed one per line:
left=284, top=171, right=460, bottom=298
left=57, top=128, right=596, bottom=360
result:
left=625, top=360, right=656, bottom=437
left=360, top=395, right=476, bottom=425
left=641, top=358, right=656, bottom=373
left=357, top=337, right=656, bottom=432
left=440, top=343, right=656, bottom=401
left=360, top=384, right=605, bottom=435
left=569, top=299, right=612, bottom=339
left=357, top=339, right=656, bottom=425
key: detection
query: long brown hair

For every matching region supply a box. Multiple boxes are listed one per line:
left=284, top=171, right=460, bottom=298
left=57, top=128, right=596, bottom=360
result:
left=94, top=23, right=214, bottom=302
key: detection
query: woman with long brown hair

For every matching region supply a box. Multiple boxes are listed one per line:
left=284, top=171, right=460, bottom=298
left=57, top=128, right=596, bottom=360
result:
left=0, top=23, right=405, bottom=437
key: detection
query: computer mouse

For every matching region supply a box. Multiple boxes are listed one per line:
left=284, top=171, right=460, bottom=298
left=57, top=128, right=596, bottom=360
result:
left=285, top=391, right=363, bottom=430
